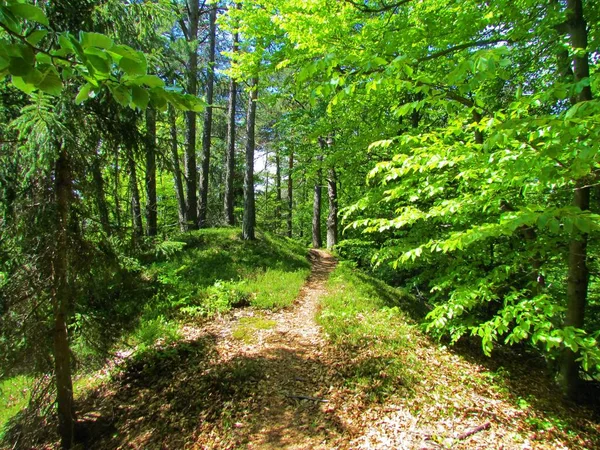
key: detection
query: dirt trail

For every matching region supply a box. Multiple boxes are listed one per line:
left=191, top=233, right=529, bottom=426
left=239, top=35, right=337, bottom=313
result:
left=190, top=248, right=344, bottom=449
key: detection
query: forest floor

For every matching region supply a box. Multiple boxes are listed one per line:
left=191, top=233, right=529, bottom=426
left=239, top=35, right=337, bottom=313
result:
left=3, top=247, right=600, bottom=449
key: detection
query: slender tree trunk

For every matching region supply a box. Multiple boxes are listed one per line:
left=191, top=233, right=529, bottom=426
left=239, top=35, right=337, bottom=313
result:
left=53, top=145, right=75, bottom=449
left=224, top=6, right=239, bottom=225
left=275, top=150, right=281, bottom=228
left=300, top=168, right=306, bottom=239
left=312, top=149, right=323, bottom=249
left=243, top=77, right=258, bottom=240
left=184, top=0, right=199, bottom=230
left=327, top=168, right=338, bottom=249
left=561, top=0, right=593, bottom=401
left=145, top=107, right=157, bottom=236
left=127, top=145, right=143, bottom=238
left=169, top=105, right=186, bottom=232
left=198, top=5, right=218, bottom=228
left=114, top=146, right=121, bottom=229
left=224, top=71, right=238, bottom=224
left=91, top=141, right=110, bottom=235
left=264, top=147, right=269, bottom=224
left=287, top=150, right=293, bottom=238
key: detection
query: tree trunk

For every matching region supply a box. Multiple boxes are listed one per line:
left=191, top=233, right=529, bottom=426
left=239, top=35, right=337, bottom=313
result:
left=184, top=0, right=199, bottom=230
left=327, top=167, right=338, bottom=249
left=53, top=146, right=75, bottom=449
left=114, top=146, right=121, bottom=229
left=169, top=105, right=186, bottom=232
left=127, top=145, right=143, bottom=238
left=91, top=141, right=110, bottom=235
left=287, top=151, right=293, bottom=238
left=198, top=5, right=218, bottom=228
left=275, top=150, right=281, bottom=227
left=312, top=151, right=323, bottom=249
left=561, top=0, right=593, bottom=401
left=264, top=147, right=269, bottom=224
left=224, top=66, right=237, bottom=224
left=145, top=107, right=157, bottom=236
left=243, top=77, right=258, bottom=240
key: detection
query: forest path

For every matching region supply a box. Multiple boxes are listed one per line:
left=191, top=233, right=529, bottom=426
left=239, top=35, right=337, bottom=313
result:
left=186, top=248, right=345, bottom=449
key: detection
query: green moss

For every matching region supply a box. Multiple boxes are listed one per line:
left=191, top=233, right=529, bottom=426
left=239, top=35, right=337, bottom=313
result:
left=232, top=317, right=277, bottom=343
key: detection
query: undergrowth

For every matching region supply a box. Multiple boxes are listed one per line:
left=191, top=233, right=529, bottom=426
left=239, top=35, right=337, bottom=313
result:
left=318, top=261, right=422, bottom=401
left=0, top=228, right=310, bottom=442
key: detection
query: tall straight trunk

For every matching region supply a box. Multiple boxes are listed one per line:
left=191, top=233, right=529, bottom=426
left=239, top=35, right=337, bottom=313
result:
left=169, top=105, right=186, bottom=232
left=127, top=145, right=143, bottom=238
left=91, top=141, right=110, bottom=235
left=312, top=151, right=323, bottom=249
left=114, top=146, right=121, bottom=229
left=183, top=0, right=199, bottom=230
left=561, top=0, right=593, bottom=401
left=243, top=77, right=258, bottom=240
left=264, top=147, right=269, bottom=221
left=224, top=75, right=237, bottom=224
left=224, top=7, right=239, bottom=225
left=287, top=151, right=293, bottom=238
left=275, top=150, right=281, bottom=226
left=145, top=107, right=157, bottom=236
left=300, top=168, right=306, bottom=239
left=53, top=145, right=75, bottom=449
left=198, top=5, right=218, bottom=228
left=327, top=167, right=338, bottom=249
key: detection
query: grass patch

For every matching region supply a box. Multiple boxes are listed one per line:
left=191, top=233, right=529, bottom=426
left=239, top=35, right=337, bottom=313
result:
left=232, top=316, right=277, bottom=343
left=243, top=268, right=309, bottom=309
left=318, top=261, right=421, bottom=401
left=0, top=376, right=32, bottom=439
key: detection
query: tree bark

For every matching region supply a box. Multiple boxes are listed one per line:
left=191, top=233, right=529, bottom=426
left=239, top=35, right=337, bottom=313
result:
left=287, top=150, right=293, bottom=238
left=114, top=146, right=121, bottom=229
left=145, top=107, right=157, bottom=236
left=243, top=77, right=258, bottom=240
left=275, top=150, right=281, bottom=227
left=327, top=167, right=338, bottom=249
left=224, top=56, right=238, bottom=225
left=53, top=145, right=75, bottom=449
left=91, top=141, right=110, bottom=235
left=198, top=5, right=218, bottom=228
left=312, top=147, right=323, bottom=249
left=127, top=145, right=143, bottom=238
left=184, top=0, right=199, bottom=230
left=169, top=105, right=186, bottom=232
left=561, top=0, right=593, bottom=401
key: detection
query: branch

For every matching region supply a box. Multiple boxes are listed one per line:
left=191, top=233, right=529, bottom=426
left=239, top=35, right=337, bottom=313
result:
left=344, top=0, right=413, bottom=13
left=418, top=38, right=513, bottom=62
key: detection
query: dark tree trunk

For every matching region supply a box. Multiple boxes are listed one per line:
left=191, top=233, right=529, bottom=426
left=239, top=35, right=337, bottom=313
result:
left=53, top=146, right=75, bottom=449
left=114, top=146, right=121, bottom=229
left=287, top=151, right=293, bottom=238
left=327, top=168, right=338, bottom=249
left=91, top=141, right=110, bottom=235
left=243, top=77, right=258, bottom=240
left=561, top=0, right=593, bottom=401
left=169, top=105, right=186, bottom=232
left=224, top=64, right=238, bottom=224
left=145, top=107, right=157, bottom=236
left=264, top=147, right=269, bottom=222
left=183, top=0, right=199, bottom=230
left=198, top=5, right=218, bottom=228
left=127, top=145, right=143, bottom=238
left=312, top=149, right=323, bottom=249
left=224, top=6, right=239, bottom=225
left=275, top=150, right=281, bottom=227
